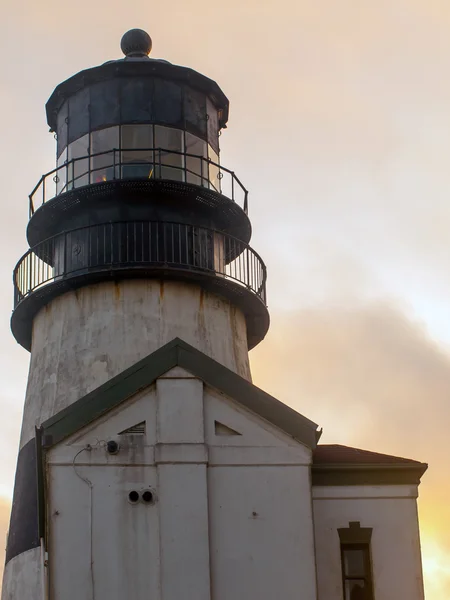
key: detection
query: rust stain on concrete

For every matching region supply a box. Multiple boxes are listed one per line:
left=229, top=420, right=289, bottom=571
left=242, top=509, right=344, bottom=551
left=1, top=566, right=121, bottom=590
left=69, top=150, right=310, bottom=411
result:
left=114, top=281, right=121, bottom=304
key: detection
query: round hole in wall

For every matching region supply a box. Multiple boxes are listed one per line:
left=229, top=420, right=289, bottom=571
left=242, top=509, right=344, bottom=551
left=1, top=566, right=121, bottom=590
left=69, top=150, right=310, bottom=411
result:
left=106, top=440, right=119, bottom=454
left=128, top=490, right=139, bottom=503
left=142, top=490, right=154, bottom=504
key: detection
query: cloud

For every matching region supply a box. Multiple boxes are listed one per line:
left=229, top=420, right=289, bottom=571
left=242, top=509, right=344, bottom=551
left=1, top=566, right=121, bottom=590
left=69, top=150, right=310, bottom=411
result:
left=251, top=301, right=450, bottom=598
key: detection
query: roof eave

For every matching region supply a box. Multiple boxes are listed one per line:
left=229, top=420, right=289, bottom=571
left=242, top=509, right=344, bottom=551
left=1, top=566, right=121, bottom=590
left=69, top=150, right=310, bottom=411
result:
left=45, top=61, right=230, bottom=131
left=311, top=462, right=428, bottom=486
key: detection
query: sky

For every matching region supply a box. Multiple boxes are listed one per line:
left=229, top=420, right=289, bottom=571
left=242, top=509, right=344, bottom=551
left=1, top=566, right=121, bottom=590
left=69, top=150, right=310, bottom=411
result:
left=1, top=0, right=450, bottom=597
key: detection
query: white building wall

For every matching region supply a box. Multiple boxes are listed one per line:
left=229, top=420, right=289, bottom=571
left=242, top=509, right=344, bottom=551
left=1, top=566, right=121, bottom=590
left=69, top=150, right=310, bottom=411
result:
left=205, top=387, right=317, bottom=599
left=47, top=385, right=160, bottom=600
left=312, top=484, right=425, bottom=600
left=42, top=369, right=317, bottom=600
left=20, top=279, right=251, bottom=449
left=156, top=376, right=211, bottom=600
left=208, top=465, right=316, bottom=600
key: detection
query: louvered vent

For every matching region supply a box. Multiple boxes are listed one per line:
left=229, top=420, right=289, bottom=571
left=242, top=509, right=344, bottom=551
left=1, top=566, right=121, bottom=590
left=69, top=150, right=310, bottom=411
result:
left=118, top=421, right=146, bottom=435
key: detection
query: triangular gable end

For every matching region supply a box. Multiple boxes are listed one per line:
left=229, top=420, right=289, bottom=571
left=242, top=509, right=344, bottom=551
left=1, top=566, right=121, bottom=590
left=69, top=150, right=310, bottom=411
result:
left=54, top=386, right=156, bottom=448
left=40, top=338, right=320, bottom=450
left=206, top=387, right=310, bottom=451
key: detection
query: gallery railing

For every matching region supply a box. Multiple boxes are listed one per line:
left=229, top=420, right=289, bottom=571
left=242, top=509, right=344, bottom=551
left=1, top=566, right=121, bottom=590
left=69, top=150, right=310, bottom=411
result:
left=13, top=221, right=266, bottom=308
left=28, top=148, right=249, bottom=217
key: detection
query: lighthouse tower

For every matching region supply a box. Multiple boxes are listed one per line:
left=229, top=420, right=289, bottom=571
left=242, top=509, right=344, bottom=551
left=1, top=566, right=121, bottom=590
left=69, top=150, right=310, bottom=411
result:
left=3, top=27, right=318, bottom=600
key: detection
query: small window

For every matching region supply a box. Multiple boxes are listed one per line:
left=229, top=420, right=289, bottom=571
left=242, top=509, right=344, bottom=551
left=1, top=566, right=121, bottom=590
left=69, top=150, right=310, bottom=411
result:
left=338, top=522, right=374, bottom=600
left=341, top=545, right=373, bottom=600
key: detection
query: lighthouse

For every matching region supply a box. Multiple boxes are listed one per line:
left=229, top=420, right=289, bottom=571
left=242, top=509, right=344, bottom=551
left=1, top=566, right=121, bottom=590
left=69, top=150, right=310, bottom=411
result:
left=3, top=28, right=428, bottom=600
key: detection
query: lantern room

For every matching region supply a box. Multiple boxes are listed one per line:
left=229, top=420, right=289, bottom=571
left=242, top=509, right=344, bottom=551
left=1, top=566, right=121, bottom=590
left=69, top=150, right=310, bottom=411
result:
left=12, top=29, right=269, bottom=352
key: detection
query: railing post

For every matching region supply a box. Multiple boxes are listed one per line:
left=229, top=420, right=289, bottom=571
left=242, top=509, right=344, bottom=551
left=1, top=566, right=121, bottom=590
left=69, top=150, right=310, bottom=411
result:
left=28, top=253, right=32, bottom=296
left=29, top=195, right=33, bottom=218
left=42, top=177, right=45, bottom=207
left=63, top=231, right=67, bottom=278
left=244, top=191, right=248, bottom=214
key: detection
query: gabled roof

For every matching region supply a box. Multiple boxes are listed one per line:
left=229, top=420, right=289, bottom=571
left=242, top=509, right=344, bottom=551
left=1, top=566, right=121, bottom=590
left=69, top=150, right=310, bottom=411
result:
left=312, top=444, right=427, bottom=486
left=41, top=338, right=320, bottom=449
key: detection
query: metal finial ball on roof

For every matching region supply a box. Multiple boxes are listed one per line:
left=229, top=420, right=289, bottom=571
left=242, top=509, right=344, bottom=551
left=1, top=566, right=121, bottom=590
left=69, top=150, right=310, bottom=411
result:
left=121, top=29, right=152, bottom=58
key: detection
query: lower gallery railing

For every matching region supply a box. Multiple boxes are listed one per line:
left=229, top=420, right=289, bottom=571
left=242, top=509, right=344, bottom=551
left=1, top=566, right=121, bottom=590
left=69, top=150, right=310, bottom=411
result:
left=13, top=221, right=267, bottom=308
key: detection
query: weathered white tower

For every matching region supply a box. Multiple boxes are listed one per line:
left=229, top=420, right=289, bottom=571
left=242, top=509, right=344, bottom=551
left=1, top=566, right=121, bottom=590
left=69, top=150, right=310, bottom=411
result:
left=3, top=29, right=320, bottom=600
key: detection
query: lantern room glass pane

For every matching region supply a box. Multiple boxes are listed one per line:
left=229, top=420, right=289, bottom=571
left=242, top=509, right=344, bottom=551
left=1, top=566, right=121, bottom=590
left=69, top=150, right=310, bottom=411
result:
left=154, top=126, right=184, bottom=182
left=121, top=125, right=154, bottom=180
left=90, top=127, right=119, bottom=184
left=56, top=148, right=68, bottom=195
left=68, top=134, right=89, bottom=189
left=185, top=132, right=207, bottom=186
left=208, top=145, right=220, bottom=192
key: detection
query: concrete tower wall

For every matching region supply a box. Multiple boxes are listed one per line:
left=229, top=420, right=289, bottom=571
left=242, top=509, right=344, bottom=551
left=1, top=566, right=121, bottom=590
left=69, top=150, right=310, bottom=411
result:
left=19, top=279, right=251, bottom=449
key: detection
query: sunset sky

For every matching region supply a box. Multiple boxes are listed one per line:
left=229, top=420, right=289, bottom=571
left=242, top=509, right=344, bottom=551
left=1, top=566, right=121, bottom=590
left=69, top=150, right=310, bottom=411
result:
left=1, top=1, right=450, bottom=597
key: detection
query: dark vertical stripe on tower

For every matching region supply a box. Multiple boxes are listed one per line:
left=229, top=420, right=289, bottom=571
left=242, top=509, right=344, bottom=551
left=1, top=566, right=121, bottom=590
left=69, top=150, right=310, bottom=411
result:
left=5, top=438, right=40, bottom=564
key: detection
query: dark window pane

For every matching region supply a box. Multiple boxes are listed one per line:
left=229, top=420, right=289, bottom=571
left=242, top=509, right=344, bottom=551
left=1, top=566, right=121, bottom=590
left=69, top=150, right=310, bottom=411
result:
left=344, top=580, right=367, bottom=600
left=206, top=97, right=219, bottom=153
left=68, top=88, right=90, bottom=144
left=343, top=549, right=366, bottom=577
left=184, top=87, right=207, bottom=137
left=90, top=80, right=120, bottom=129
left=121, top=78, right=153, bottom=122
left=56, top=100, right=68, bottom=158
left=153, top=79, right=182, bottom=126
